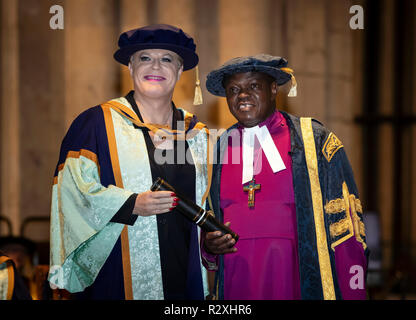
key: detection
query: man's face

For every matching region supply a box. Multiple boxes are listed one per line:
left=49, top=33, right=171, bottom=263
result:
left=224, top=72, right=278, bottom=128
left=128, top=49, right=183, bottom=99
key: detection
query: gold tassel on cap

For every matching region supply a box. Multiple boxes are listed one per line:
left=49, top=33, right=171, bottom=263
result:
left=193, top=65, right=203, bottom=105
left=280, top=67, right=297, bottom=97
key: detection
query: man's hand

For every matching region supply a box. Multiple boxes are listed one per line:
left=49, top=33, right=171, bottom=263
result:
left=204, top=222, right=237, bottom=254
left=133, top=190, right=178, bottom=216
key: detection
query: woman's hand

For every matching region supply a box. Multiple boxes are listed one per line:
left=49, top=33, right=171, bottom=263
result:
left=203, top=222, right=237, bottom=255
left=133, top=190, right=178, bottom=216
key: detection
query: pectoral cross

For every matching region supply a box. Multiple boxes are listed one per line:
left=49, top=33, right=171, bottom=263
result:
left=243, top=178, right=261, bottom=208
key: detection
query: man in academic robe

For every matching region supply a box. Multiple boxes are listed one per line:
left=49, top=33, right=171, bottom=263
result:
left=202, top=54, right=369, bottom=300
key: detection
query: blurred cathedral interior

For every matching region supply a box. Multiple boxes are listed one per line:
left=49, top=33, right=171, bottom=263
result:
left=0, top=0, right=415, bottom=299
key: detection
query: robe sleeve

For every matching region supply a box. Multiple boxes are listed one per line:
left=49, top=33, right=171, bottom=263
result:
left=110, top=193, right=139, bottom=226
left=48, top=106, right=135, bottom=293
left=321, top=131, right=369, bottom=299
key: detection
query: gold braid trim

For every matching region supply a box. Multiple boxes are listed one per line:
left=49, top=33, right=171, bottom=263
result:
left=322, top=132, right=343, bottom=162
left=324, top=198, right=346, bottom=214
left=300, top=117, right=336, bottom=300
left=349, top=194, right=367, bottom=250
left=325, top=198, right=364, bottom=237
left=355, top=198, right=363, bottom=213
left=329, top=184, right=366, bottom=251
left=330, top=217, right=352, bottom=237
left=330, top=182, right=355, bottom=251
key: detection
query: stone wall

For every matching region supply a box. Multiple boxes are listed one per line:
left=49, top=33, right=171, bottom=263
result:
left=0, top=0, right=366, bottom=244
left=1, top=0, right=414, bottom=283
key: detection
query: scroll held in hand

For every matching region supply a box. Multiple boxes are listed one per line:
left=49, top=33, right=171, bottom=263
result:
left=151, top=177, right=239, bottom=242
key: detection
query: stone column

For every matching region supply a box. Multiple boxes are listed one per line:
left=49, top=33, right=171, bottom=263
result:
left=377, top=0, right=395, bottom=270
left=285, top=0, right=364, bottom=191
left=194, top=0, right=220, bottom=127
left=270, top=0, right=290, bottom=110
left=217, top=0, right=272, bottom=128
left=326, top=0, right=356, bottom=149
left=0, top=0, right=20, bottom=235
left=63, top=0, right=119, bottom=129
left=411, top=0, right=416, bottom=263
left=325, top=0, right=365, bottom=199
left=17, top=0, right=66, bottom=241
left=118, top=0, right=149, bottom=95
left=351, top=0, right=366, bottom=199
left=286, top=0, right=327, bottom=121
left=154, top=0, right=198, bottom=116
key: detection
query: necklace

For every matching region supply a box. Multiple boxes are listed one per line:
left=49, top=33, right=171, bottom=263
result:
left=242, top=139, right=262, bottom=208
left=151, top=108, right=174, bottom=149
left=243, top=178, right=261, bottom=208
left=146, top=107, right=173, bottom=127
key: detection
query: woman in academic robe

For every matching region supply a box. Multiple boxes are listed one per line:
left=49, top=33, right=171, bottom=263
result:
left=49, top=24, right=211, bottom=300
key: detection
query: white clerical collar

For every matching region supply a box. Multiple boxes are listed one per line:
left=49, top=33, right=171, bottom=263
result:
left=242, top=124, right=286, bottom=184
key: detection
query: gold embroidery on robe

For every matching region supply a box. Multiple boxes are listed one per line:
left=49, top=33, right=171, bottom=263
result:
left=324, top=198, right=346, bottom=214
left=322, top=132, right=343, bottom=162
left=355, top=198, right=363, bottom=213
left=329, top=182, right=366, bottom=250
left=329, top=217, right=352, bottom=236
left=349, top=194, right=367, bottom=249
left=329, top=182, right=355, bottom=250
left=300, top=117, right=336, bottom=300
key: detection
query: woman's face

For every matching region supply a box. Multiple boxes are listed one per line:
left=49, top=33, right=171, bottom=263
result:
left=129, top=49, right=183, bottom=99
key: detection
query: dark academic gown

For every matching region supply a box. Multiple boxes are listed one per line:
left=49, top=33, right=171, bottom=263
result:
left=209, top=112, right=369, bottom=300
left=51, top=92, right=205, bottom=300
